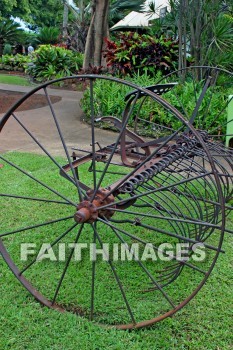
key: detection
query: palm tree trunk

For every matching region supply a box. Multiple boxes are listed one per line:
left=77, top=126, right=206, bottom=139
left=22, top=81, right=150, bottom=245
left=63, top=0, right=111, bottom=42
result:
left=83, top=0, right=109, bottom=70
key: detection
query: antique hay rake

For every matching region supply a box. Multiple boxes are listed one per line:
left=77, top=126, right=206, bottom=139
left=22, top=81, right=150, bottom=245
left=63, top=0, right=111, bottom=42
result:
left=0, top=66, right=232, bottom=329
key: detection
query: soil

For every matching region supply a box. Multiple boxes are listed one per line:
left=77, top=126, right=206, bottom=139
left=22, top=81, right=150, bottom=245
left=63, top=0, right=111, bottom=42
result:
left=0, top=89, right=62, bottom=113
left=0, top=70, right=26, bottom=76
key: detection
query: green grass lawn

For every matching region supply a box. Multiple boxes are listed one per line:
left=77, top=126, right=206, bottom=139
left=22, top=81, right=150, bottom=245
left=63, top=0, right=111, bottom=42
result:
left=0, top=74, right=33, bottom=86
left=0, top=152, right=232, bottom=350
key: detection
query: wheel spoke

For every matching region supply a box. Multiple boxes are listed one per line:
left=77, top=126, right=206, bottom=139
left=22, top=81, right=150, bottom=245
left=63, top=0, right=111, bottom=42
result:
left=90, top=222, right=97, bottom=320
left=52, top=224, right=84, bottom=304
left=43, top=87, right=84, bottom=201
left=11, top=113, right=77, bottom=187
left=90, top=79, right=97, bottom=189
left=90, top=91, right=141, bottom=201
left=0, top=215, right=74, bottom=238
left=0, top=193, right=72, bottom=205
left=189, top=75, right=212, bottom=125
left=19, top=222, right=78, bottom=275
left=124, top=219, right=223, bottom=253
left=92, top=224, right=136, bottom=325
left=106, top=207, right=224, bottom=230
left=0, top=154, right=76, bottom=206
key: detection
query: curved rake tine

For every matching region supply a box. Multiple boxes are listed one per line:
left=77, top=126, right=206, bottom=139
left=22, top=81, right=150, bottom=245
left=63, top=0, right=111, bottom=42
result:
left=98, top=217, right=208, bottom=275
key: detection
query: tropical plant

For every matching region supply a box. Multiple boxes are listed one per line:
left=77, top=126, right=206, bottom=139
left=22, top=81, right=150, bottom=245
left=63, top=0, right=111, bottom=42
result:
left=20, top=31, right=38, bottom=48
left=0, top=19, right=23, bottom=56
left=103, top=32, right=179, bottom=76
left=26, top=44, right=84, bottom=81
left=80, top=71, right=163, bottom=123
left=36, top=27, right=60, bottom=45
left=62, top=0, right=91, bottom=53
left=80, top=71, right=230, bottom=137
left=0, top=54, right=30, bottom=71
left=203, top=14, right=233, bottom=71
left=3, top=43, right=12, bottom=55
left=147, top=0, right=233, bottom=72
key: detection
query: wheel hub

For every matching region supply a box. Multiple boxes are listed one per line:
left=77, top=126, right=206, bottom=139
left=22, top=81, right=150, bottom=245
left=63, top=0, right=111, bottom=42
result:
left=74, top=188, right=115, bottom=223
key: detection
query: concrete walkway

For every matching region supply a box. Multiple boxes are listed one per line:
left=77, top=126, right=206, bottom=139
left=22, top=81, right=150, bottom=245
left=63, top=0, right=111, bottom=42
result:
left=0, top=83, right=116, bottom=156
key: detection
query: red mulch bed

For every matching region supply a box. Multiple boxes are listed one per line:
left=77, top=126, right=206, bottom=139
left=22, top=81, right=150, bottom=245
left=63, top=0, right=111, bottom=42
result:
left=0, top=89, right=62, bottom=114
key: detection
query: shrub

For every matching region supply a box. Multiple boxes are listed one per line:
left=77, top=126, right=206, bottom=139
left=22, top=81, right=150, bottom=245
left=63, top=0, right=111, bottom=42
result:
left=0, top=54, right=30, bottom=71
left=80, top=72, right=230, bottom=137
left=3, top=43, right=12, bottom=55
left=26, top=45, right=84, bottom=82
left=103, top=32, right=179, bottom=77
left=80, top=72, right=163, bottom=130
left=36, top=27, right=60, bottom=45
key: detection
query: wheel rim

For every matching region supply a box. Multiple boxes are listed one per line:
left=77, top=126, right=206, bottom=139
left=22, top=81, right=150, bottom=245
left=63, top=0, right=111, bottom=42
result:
left=0, top=74, right=228, bottom=329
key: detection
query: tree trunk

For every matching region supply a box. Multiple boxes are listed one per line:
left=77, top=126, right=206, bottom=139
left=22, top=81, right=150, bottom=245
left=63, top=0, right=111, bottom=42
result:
left=0, top=39, right=4, bottom=57
left=83, top=0, right=109, bottom=70
left=63, top=1, right=69, bottom=38
left=83, top=11, right=95, bottom=70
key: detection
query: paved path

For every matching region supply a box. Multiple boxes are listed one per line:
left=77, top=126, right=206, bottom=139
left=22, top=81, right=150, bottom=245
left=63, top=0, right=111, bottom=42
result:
left=0, top=83, right=116, bottom=156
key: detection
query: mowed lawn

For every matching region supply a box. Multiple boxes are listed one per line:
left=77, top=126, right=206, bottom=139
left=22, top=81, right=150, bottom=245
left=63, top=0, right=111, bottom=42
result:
left=0, top=152, right=232, bottom=350
left=0, top=73, right=32, bottom=86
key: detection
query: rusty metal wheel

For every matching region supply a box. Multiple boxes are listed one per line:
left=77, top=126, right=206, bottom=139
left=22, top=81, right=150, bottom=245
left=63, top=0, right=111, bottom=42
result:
left=0, top=74, right=230, bottom=329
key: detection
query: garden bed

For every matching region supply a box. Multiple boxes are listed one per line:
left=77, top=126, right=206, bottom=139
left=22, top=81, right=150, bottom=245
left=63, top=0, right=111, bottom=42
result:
left=0, top=89, right=61, bottom=113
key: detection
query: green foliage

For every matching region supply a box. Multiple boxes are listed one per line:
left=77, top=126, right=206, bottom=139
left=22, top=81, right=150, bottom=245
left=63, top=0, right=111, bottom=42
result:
left=36, top=27, right=60, bottom=45
left=0, top=0, right=30, bottom=20
left=147, top=0, right=233, bottom=71
left=153, top=81, right=230, bottom=133
left=104, top=32, right=179, bottom=76
left=80, top=72, right=230, bottom=137
left=26, top=45, right=84, bottom=82
left=0, top=19, right=23, bottom=56
left=1, top=0, right=63, bottom=29
left=3, top=43, right=12, bottom=55
left=20, top=31, right=38, bottom=47
left=80, top=72, right=162, bottom=125
left=0, top=54, right=30, bottom=71
left=203, top=14, right=233, bottom=71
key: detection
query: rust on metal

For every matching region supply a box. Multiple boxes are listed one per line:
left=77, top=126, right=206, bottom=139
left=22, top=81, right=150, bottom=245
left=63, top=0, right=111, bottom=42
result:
left=74, top=188, right=116, bottom=223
